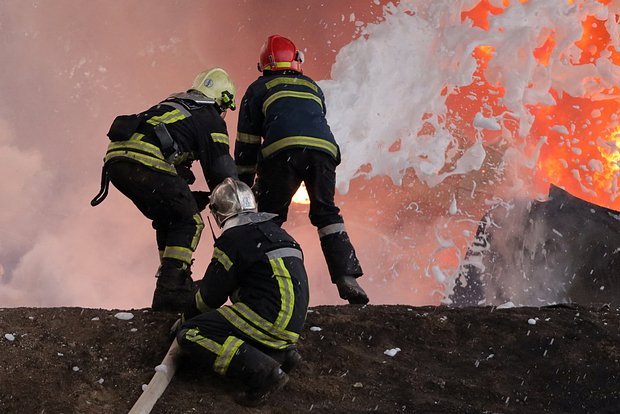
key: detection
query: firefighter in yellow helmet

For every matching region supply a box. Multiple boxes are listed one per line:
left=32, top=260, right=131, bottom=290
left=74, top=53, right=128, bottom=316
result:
left=176, top=178, right=309, bottom=406
left=91, top=67, right=238, bottom=312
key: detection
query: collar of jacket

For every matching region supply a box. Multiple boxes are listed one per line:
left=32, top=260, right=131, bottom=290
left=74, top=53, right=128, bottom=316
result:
left=166, top=90, right=216, bottom=106
left=221, top=212, right=278, bottom=233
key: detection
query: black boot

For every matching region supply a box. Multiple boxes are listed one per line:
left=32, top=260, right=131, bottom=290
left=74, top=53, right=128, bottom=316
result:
left=151, top=260, right=195, bottom=312
left=319, top=229, right=369, bottom=304
left=336, top=276, right=369, bottom=305
left=228, top=344, right=289, bottom=407
left=266, top=346, right=302, bottom=373
left=236, top=366, right=289, bottom=407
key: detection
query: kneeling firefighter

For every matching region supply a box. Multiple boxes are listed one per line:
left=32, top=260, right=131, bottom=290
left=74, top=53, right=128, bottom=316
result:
left=176, top=178, right=309, bottom=406
left=91, top=67, right=238, bottom=312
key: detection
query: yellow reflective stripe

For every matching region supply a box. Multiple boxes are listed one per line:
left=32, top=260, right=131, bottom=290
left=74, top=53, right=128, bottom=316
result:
left=129, top=132, right=145, bottom=141
left=104, top=151, right=177, bottom=174
left=269, top=257, right=295, bottom=329
left=262, top=90, right=323, bottom=114
left=232, top=302, right=298, bottom=343
left=261, top=136, right=338, bottom=158
left=146, top=109, right=187, bottom=125
left=217, top=306, right=291, bottom=349
left=265, top=77, right=318, bottom=92
left=237, top=132, right=261, bottom=144
left=195, top=290, right=213, bottom=314
left=236, top=164, right=257, bottom=174
left=107, top=139, right=164, bottom=158
left=264, top=61, right=295, bottom=71
left=183, top=328, right=221, bottom=354
left=213, top=247, right=233, bottom=271
left=214, top=336, right=243, bottom=375
left=211, top=133, right=229, bottom=145
left=163, top=246, right=193, bottom=265
left=191, top=214, right=204, bottom=250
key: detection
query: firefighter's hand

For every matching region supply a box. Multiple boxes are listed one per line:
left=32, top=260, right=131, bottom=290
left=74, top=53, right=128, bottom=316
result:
left=169, top=317, right=183, bottom=339
left=192, top=191, right=211, bottom=211
left=177, top=164, right=196, bottom=184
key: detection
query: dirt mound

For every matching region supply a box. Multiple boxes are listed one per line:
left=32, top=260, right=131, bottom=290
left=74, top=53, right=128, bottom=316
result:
left=1, top=304, right=619, bottom=413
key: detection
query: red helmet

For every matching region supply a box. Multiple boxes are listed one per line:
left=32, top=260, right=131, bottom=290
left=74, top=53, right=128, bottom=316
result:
left=257, top=35, right=303, bottom=73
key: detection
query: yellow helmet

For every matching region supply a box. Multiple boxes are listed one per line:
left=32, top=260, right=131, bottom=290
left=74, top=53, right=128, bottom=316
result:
left=191, top=67, right=236, bottom=111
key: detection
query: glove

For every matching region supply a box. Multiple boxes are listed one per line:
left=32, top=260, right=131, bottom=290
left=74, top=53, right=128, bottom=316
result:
left=177, top=164, right=196, bottom=184
left=192, top=191, right=211, bottom=211
left=169, top=317, right=183, bottom=339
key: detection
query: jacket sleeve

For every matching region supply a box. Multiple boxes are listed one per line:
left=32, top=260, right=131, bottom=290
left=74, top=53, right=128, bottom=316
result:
left=184, top=238, right=239, bottom=319
left=196, top=109, right=238, bottom=190
left=235, top=86, right=263, bottom=187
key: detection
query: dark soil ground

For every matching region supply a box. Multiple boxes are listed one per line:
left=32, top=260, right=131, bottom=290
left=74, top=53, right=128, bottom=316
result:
left=1, top=304, right=619, bottom=414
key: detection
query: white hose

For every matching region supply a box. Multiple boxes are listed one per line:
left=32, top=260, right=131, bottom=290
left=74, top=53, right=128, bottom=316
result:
left=128, top=338, right=181, bottom=414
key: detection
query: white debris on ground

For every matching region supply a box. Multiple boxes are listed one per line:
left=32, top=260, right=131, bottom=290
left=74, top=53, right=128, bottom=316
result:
left=114, top=312, right=134, bottom=321
left=384, top=348, right=401, bottom=357
left=4, top=333, right=15, bottom=342
left=310, top=326, right=322, bottom=332
left=528, top=318, right=537, bottom=325
left=497, top=302, right=516, bottom=309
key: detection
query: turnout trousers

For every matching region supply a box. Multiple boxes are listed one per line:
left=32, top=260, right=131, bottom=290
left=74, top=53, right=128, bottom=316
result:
left=254, top=150, right=363, bottom=282
left=177, top=309, right=292, bottom=389
left=107, top=160, right=204, bottom=267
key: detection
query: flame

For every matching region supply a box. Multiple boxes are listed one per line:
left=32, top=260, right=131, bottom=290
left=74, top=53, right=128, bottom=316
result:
left=599, top=126, right=620, bottom=181
left=292, top=182, right=311, bottom=205
left=459, top=0, right=620, bottom=210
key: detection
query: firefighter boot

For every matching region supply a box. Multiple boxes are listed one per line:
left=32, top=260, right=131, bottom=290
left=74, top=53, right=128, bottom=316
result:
left=319, top=228, right=369, bottom=304
left=267, top=346, right=302, bottom=373
left=230, top=344, right=289, bottom=407
left=151, top=260, right=195, bottom=312
left=336, top=276, right=369, bottom=305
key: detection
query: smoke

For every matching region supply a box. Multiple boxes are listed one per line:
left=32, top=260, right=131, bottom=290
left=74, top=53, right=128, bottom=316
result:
left=0, top=0, right=385, bottom=308
left=1, top=0, right=618, bottom=308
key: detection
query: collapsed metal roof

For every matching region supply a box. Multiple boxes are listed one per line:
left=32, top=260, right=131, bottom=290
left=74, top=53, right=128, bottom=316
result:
left=450, top=185, right=620, bottom=307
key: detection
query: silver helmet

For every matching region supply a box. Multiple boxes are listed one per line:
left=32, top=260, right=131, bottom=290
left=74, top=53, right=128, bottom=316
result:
left=209, top=178, right=257, bottom=227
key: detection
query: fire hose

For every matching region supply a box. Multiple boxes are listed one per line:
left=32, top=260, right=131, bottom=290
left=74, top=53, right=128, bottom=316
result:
left=128, top=338, right=181, bottom=414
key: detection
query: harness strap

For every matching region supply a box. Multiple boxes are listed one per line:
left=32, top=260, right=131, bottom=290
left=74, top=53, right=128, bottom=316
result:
left=90, top=165, right=110, bottom=206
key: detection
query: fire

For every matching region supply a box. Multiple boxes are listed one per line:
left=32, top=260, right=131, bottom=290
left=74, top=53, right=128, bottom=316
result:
left=292, top=182, right=311, bottom=205
left=459, top=0, right=620, bottom=210
left=599, top=126, right=620, bottom=181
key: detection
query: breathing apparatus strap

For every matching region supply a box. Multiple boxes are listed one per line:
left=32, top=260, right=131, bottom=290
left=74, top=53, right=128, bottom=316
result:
left=90, top=165, right=110, bottom=207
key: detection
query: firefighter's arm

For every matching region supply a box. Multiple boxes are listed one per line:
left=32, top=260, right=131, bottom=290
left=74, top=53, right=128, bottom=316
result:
left=235, top=89, right=262, bottom=187
left=234, top=137, right=260, bottom=188
left=198, top=115, right=237, bottom=190
left=182, top=244, right=239, bottom=321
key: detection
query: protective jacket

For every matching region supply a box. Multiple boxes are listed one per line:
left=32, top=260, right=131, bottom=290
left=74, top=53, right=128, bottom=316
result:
left=100, top=91, right=236, bottom=193
left=235, top=71, right=340, bottom=187
left=185, top=212, right=309, bottom=350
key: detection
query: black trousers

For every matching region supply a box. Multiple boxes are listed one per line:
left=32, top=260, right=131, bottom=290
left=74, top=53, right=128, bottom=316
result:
left=254, top=150, right=363, bottom=281
left=254, top=150, right=341, bottom=228
left=177, top=310, right=288, bottom=388
left=107, top=161, right=203, bottom=266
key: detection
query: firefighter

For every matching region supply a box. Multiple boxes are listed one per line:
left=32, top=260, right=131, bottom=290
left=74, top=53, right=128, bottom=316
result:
left=90, top=67, right=238, bottom=312
left=235, top=34, right=369, bottom=305
left=176, top=177, right=309, bottom=406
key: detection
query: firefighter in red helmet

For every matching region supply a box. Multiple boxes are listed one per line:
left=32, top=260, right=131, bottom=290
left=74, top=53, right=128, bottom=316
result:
left=235, top=34, right=369, bottom=304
